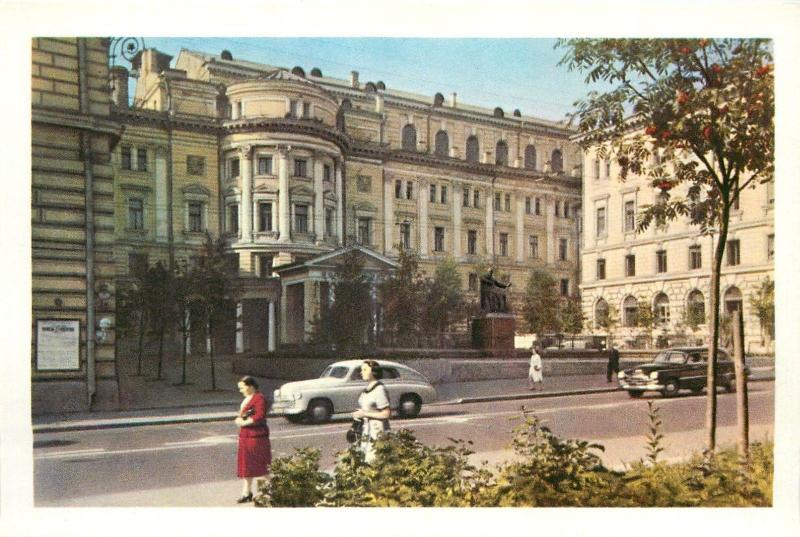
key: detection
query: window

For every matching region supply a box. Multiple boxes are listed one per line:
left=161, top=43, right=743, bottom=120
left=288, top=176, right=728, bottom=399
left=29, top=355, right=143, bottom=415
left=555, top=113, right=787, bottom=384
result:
left=128, top=252, right=148, bottom=277
left=463, top=187, right=470, bottom=207
left=468, top=273, right=478, bottom=291
left=325, top=208, right=334, bottom=237
left=495, top=140, right=508, bottom=166
left=766, top=181, right=774, bottom=208
left=689, top=245, right=702, bottom=269
left=732, top=192, right=740, bottom=210
left=258, top=202, right=272, bottom=232
left=726, top=239, right=741, bottom=266
left=395, top=180, right=403, bottom=199
left=504, top=194, right=511, bottom=212
left=402, top=124, right=417, bottom=151
left=406, top=181, right=413, bottom=200
left=535, top=197, right=541, bottom=215
left=604, top=159, right=611, bottom=178
left=594, top=299, right=609, bottom=328
left=289, top=99, right=298, bottom=118
left=128, top=198, right=144, bottom=230
left=494, top=193, right=501, bottom=211
left=400, top=223, right=411, bottom=249
left=236, top=101, right=243, bottom=118
left=623, top=296, right=638, bottom=327
left=137, top=148, right=148, bottom=171
left=724, top=286, right=743, bottom=314
left=121, top=145, right=132, bottom=170
left=688, top=290, right=705, bottom=323
left=525, top=197, right=531, bottom=214
left=499, top=233, right=509, bottom=257
left=294, top=205, right=309, bottom=233
left=441, top=185, right=448, bottom=204
left=302, top=102, right=311, bottom=119
left=467, top=230, right=477, bottom=255
left=257, top=156, right=273, bottom=175
left=356, top=175, right=371, bottom=193
left=551, top=149, right=563, bottom=172
left=596, top=207, right=606, bottom=237
left=187, top=155, right=206, bottom=176
left=473, top=189, right=480, bottom=208
left=596, top=258, right=606, bottom=280
left=555, top=201, right=561, bottom=217
left=624, top=200, right=636, bottom=232
left=593, top=159, right=600, bottom=180
left=357, top=217, right=371, bottom=245
left=434, top=130, right=449, bottom=157
left=654, top=293, right=670, bottom=325
left=434, top=227, right=445, bottom=252
left=560, top=279, right=569, bottom=297
left=465, top=135, right=479, bottom=163
left=656, top=250, right=668, bottom=273
left=524, top=145, right=536, bottom=170
left=625, top=254, right=636, bottom=277
left=430, top=184, right=437, bottom=203
left=323, top=164, right=332, bottom=182
left=767, top=234, right=774, bottom=261
left=229, top=158, right=240, bottom=179
left=563, top=203, right=570, bottom=218
left=529, top=235, right=539, bottom=258
left=559, top=238, right=568, bottom=261
left=188, top=202, right=203, bottom=232
left=294, top=159, right=308, bottom=178
left=259, top=255, right=274, bottom=278
left=228, top=204, right=239, bottom=234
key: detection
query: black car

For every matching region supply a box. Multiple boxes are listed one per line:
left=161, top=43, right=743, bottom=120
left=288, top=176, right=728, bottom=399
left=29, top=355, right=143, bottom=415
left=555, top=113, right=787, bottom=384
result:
left=617, top=347, right=747, bottom=398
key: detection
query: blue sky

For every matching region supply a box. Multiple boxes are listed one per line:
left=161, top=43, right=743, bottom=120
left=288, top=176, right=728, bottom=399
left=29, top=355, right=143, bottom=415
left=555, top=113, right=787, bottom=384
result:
left=134, top=37, right=600, bottom=122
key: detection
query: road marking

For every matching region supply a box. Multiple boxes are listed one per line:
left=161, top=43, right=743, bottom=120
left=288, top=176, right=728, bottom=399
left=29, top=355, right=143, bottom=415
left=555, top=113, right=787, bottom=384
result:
left=35, top=448, right=106, bottom=460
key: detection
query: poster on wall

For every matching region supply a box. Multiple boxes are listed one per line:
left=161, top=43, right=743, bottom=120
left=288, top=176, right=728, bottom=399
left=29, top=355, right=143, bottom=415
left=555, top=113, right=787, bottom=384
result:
left=36, top=320, right=80, bottom=371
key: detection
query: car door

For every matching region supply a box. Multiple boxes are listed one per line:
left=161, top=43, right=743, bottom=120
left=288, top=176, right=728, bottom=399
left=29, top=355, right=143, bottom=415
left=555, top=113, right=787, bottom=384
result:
left=666, top=351, right=689, bottom=386
left=337, top=366, right=366, bottom=412
left=685, top=351, right=706, bottom=389
left=378, top=367, right=401, bottom=410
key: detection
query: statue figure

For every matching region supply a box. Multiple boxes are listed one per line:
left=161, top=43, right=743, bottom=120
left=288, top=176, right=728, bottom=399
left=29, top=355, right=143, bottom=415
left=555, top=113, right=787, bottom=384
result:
left=480, top=269, right=512, bottom=313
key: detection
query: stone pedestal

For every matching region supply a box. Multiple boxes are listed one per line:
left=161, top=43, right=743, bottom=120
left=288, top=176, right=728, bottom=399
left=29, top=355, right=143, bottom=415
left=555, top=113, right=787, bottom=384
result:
left=471, top=313, right=516, bottom=350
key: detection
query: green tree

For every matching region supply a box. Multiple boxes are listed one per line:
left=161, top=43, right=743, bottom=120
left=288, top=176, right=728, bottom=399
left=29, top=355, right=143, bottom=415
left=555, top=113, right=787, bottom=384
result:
left=172, top=263, right=197, bottom=386
left=749, top=277, right=774, bottom=345
left=559, top=38, right=773, bottom=451
left=379, top=246, right=425, bottom=346
left=559, top=294, right=585, bottom=347
left=319, top=249, right=373, bottom=352
left=422, top=256, right=469, bottom=346
left=522, top=269, right=562, bottom=336
left=141, top=261, right=175, bottom=380
left=594, top=302, right=619, bottom=348
left=115, top=282, right=147, bottom=376
left=636, top=296, right=655, bottom=348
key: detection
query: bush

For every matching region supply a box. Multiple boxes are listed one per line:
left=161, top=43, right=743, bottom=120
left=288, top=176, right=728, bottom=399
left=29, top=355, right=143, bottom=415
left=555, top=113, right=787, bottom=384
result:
left=256, top=447, right=330, bottom=507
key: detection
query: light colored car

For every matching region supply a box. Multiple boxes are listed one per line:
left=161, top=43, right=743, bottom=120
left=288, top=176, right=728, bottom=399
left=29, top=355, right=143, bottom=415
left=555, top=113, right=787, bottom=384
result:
left=272, top=359, right=437, bottom=424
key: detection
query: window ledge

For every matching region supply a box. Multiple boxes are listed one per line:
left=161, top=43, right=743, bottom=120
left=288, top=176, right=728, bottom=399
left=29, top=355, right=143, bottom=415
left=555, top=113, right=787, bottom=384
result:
left=125, top=228, right=147, bottom=235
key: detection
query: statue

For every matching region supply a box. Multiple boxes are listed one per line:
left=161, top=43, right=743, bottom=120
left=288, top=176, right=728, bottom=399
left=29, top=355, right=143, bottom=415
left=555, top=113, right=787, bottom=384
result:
left=480, top=269, right=512, bottom=313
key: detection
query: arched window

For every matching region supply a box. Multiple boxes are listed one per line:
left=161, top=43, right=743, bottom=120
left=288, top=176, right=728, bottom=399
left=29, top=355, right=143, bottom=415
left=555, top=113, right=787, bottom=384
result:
left=524, top=145, right=537, bottom=170
left=466, top=135, right=480, bottom=163
left=434, top=130, right=449, bottom=158
left=495, top=140, right=508, bottom=166
left=687, top=290, right=705, bottom=324
left=595, top=298, right=609, bottom=328
left=551, top=149, right=563, bottom=173
left=654, top=293, right=670, bottom=325
left=402, top=124, right=417, bottom=152
left=593, top=159, right=600, bottom=180
left=623, top=296, right=638, bottom=327
left=724, top=286, right=743, bottom=314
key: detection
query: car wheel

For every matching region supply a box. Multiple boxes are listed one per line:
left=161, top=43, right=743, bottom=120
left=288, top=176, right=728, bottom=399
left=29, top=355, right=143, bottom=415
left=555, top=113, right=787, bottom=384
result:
left=627, top=390, right=644, bottom=398
left=662, top=379, right=680, bottom=398
left=285, top=413, right=307, bottom=424
left=397, top=394, right=422, bottom=419
left=307, top=399, right=333, bottom=424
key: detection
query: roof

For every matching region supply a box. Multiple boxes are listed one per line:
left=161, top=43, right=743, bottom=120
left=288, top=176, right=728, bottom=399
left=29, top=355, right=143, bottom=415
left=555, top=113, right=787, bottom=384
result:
left=328, top=359, right=415, bottom=370
left=273, top=245, right=400, bottom=274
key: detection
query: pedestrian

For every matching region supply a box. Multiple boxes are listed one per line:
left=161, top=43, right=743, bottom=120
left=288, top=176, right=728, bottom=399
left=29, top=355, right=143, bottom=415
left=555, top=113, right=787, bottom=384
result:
left=352, top=360, right=391, bottom=463
left=235, top=376, right=272, bottom=504
left=606, top=344, right=620, bottom=382
left=528, top=345, right=544, bottom=390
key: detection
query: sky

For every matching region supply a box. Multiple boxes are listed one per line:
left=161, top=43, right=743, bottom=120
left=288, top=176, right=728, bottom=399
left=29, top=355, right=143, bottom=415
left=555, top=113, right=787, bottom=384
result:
left=131, top=37, right=599, bottom=123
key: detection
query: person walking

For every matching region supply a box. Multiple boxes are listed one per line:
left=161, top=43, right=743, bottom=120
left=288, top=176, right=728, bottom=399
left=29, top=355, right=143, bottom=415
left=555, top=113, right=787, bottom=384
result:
left=606, top=344, right=620, bottom=382
left=352, top=360, right=391, bottom=464
left=235, top=376, right=272, bottom=504
left=528, top=345, right=544, bottom=390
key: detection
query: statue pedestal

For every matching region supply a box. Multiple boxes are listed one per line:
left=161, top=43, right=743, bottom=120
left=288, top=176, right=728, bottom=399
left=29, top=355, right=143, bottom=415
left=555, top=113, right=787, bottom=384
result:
left=471, top=313, right=516, bottom=350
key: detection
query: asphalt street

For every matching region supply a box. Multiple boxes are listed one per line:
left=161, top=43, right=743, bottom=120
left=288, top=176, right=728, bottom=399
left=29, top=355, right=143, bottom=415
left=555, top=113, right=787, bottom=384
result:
left=33, top=382, right=774, bottom=506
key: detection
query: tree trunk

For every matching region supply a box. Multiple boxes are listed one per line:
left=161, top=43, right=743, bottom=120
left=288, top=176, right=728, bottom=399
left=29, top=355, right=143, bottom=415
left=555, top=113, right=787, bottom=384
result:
left=208, top=316, right=217, bottom=391
left=180, top=331, right=188, bottom=385
left=706, top=207, right=730, bottom=453
left=135, top=310, right=145, bottom=376
left=156, top=325, right=165, bottom=380
left=732, top=309, right=750, bottom=463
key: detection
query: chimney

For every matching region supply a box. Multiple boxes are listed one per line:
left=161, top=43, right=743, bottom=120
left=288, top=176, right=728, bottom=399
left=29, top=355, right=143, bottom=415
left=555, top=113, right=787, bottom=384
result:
left=110, top=66, right=129, bottom=108
left=350, top=70, right=360, bottom=88
left=450, top=92, right=457, bottom=108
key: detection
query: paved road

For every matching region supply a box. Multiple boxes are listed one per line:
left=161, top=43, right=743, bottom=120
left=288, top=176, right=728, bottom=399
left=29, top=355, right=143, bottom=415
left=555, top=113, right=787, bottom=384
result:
left=33, top=383, right=774, bottom=506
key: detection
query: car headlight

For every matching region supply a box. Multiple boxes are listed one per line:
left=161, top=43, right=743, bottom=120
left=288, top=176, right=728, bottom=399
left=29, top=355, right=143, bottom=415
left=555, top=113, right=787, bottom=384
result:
left=292, top=392, right=303, bottom=400
left=650, top=371, right=660, bottom=380
left=617, top=371, right=626, bottom=379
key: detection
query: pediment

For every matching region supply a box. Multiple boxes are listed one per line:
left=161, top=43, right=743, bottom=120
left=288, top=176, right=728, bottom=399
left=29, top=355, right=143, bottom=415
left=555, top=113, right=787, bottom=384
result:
left=352, top=201, right=377, bottom=213
left=181, top=183, right=211, bottom=196
left=253, top=183, right=278, bottom=194
left=290, top=185, right=314, bottom=196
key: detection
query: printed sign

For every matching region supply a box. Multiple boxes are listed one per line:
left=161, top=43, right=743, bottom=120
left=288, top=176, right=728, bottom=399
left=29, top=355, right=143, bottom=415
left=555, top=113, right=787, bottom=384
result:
left=36, top=320, right=80, bottom=371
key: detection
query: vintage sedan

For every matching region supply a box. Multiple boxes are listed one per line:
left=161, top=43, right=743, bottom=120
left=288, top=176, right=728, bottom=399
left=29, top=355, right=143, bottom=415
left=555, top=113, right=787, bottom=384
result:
left=272, top=360, right=437, bottom=423
left=617, top=347, right=747, bottom=398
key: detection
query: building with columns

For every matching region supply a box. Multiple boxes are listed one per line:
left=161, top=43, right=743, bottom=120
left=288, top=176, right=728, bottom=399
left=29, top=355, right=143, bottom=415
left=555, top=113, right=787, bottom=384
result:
left=113, top=47, right=583, bottom=350
left=578, top=137, right=774, bottom=353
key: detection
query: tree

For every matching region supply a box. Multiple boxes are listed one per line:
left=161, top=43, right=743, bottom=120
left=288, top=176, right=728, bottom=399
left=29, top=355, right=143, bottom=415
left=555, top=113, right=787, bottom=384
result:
left=522, top=269, right=562, bottom=336
left=559, top=294, right=585, bottom=347
left=318, top=249, right=373, bottom=352
left=559, top=38, right=773, bottom=452
left=422, top=256, right=469, bottom=347
left=141, top=261, right=175, bottom=380
left=749, top=277, right=774, bottom=346
left=115, top=282, right=146, bottom=376
left=635, top=296, right=655, bottom=348
left=379, top=246, right=425, bottom=346
left=172, top=264, right=196, bottom=386
left=595, top=302, right=619, bottom=348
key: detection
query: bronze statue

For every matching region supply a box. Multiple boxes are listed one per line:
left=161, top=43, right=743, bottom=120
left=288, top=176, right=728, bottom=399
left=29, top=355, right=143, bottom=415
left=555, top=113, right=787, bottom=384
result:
left=480, top=269, right=512, bottom=313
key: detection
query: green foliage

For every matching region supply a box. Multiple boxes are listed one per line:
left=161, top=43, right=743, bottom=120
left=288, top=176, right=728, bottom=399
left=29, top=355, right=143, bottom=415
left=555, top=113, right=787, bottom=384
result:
left=559, top=294, right=585, bottom=337
left=256, top=448, right=331, bottom=507
left=523, top=269, right=562, bottom=335
left=422, top=256, right=469, bottom=339
left=644, top=401, right=665, bottom=465
left=379, top=246, right=425, bottom=345
left=749, top=277, right=775, bottom=339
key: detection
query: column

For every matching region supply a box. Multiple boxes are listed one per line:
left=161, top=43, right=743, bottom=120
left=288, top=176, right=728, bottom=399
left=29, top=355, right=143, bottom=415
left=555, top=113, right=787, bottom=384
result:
left=278, top=147, right=290, bottom=242
left=516, top=193, right=525, bottom=263
left=239, top=145, right=253, bottom=242
left=452, top=183, right=462, bottom=259
left=313, top=153, right=324, bottom=242
left=335, top=159, right=343, bottom=243
left=280, top=283, right=288, bottom=344
left=417, top=179, right=429, bottom=255
left=267, top=301, right=276, bottom=352
left=485, top=185, right=494, bottom=257
left=235, top=301, right=244, bottom=353
left=384, top=174, right=394, bottom=254
left=155, top=147, right=168, bottom=241
left=546, top=196, right=555, bottom=264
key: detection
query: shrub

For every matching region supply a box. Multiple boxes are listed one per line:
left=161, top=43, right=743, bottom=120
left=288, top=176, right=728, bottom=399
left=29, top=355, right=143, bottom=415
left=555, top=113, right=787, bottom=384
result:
left=256, top=448, right=331, bottom=507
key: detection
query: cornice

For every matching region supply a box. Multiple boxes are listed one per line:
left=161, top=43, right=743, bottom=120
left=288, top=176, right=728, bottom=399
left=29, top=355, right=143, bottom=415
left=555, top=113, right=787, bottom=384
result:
left=33, top=107, right=122, bottom=140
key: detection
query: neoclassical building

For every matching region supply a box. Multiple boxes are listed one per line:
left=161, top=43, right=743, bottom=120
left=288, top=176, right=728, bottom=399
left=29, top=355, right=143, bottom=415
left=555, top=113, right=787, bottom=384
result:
left=578, top=137, right=774, bottom=353
left=112, top=47, right=583, bottom=351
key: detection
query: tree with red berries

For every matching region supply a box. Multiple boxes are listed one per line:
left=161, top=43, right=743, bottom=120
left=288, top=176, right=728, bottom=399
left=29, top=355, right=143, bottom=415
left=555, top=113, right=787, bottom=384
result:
left=558, top=39, right=773, bottom=453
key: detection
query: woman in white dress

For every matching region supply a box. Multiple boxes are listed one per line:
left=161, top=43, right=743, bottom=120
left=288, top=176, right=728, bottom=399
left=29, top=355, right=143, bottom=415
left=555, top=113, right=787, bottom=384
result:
left=528, top=345, right=544, bottom=390
left=352, top=360, right=391, bottom=463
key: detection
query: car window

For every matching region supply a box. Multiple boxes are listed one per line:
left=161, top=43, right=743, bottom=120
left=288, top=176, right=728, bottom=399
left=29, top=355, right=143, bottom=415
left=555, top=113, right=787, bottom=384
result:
left=349, top=368, right=362, bottom=381
left=688, top=352, right=702, bottom=363
left=321, top=366, right=350, bottom=379
left=382, top=367, right=399, bottom=380
left=654, top=352, right=670, bottom=363
left=717, top=350, right=730, bottom=360
left=669, top=352, right=687, bottom=364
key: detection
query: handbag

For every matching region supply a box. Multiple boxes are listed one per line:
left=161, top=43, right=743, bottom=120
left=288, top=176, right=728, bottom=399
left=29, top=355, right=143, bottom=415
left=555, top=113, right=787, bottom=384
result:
left=346, top=418, right=363, bottom=444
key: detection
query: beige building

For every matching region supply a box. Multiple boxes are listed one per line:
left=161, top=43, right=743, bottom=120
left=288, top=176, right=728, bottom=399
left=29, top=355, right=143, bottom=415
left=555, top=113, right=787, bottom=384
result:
left=578, top=139, right=774, bottom=352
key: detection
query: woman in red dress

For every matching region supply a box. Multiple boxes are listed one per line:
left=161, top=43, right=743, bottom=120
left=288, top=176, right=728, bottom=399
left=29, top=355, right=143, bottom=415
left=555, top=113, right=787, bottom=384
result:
left=235, top=376, right=272, bottom=503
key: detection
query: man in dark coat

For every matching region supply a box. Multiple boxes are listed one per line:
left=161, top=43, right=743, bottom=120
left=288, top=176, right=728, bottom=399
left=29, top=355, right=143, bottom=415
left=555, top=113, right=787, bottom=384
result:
left=606, top=344, right=620, bottom=382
